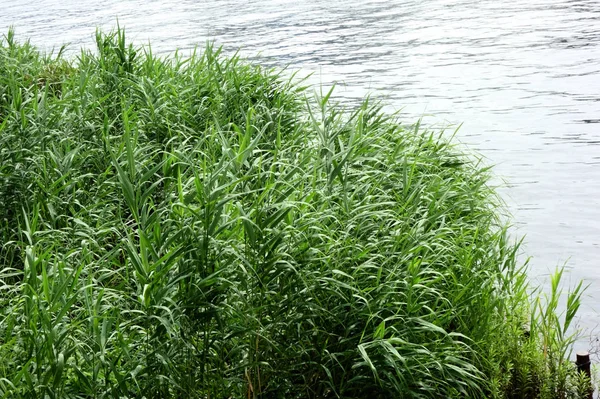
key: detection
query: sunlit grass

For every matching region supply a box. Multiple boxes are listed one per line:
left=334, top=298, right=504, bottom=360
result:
left=0, top=27, right=591, bottom=398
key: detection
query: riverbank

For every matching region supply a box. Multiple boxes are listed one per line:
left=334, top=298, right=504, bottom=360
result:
left=0, top=28, right=591, bottom=398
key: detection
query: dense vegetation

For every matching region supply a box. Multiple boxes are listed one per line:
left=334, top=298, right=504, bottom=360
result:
left=0, top=28, right=591, bottom=398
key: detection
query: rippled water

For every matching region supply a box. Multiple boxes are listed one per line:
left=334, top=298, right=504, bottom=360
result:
left=2, top=0, right=600, bottom=349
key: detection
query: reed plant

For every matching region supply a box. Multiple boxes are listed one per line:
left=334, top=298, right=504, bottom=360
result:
left=0, top=27, right=591, bottom=398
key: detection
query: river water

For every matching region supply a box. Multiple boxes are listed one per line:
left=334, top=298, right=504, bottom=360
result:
left=2, top=0, right=600, bottom=351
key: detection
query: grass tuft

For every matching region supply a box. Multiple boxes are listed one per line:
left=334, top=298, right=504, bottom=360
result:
left=0, top=27, right=591, bottom=398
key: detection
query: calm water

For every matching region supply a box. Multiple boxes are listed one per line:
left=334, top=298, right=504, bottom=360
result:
left=2, top=0, right=600, bottom=350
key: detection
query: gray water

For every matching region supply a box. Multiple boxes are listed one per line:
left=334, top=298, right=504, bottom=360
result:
left=2, top=0, right=600, bottom=351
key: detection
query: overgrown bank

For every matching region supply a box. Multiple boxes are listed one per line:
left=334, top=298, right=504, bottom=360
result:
left=0, top=28, right=590, bottom=398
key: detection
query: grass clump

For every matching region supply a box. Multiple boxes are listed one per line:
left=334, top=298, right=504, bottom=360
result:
left=0, top=27, right=592, bottom=398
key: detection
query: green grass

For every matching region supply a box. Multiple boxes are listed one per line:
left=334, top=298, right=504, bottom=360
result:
left=0, top=27, right=592, bottom=398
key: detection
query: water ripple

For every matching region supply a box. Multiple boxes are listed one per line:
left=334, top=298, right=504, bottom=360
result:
left=1, top=0, right=600, bottom=348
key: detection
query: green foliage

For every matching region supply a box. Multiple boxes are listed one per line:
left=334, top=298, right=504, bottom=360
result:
left=0, top=27, right=592, bottom=398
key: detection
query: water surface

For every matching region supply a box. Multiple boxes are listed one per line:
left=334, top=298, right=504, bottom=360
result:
left=2, top=0, right=600, bottom=350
